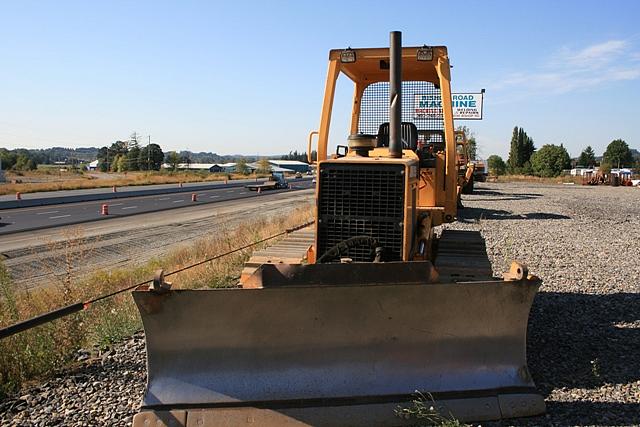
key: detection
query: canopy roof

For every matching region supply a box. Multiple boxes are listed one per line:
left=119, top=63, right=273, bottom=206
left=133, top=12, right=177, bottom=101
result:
left=328, top=46, right=448, bottom=84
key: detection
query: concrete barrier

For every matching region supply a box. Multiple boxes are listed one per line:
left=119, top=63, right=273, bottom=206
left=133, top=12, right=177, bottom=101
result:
left=0, top=180, right=274, bottom=210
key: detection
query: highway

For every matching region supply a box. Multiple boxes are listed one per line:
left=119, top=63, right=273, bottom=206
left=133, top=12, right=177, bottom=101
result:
left=0, top=178, right=314, bottom=235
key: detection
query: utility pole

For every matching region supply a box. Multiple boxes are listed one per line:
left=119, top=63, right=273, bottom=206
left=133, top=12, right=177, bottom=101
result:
left=147, top=135, right=152, bottom=171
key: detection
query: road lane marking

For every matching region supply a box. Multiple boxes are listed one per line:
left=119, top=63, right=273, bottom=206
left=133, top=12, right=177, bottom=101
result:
left=158, top=197, right=170, bottom=200
left=49, top=214, right=71, bottom=219
left=172, top=200, right=184, bottom=203
left=37, top=211, right=59, bottom=215
left=110, top=203, right=124, bottom=206
left=225, top=190, right=236, bottom=193
left=209, top=195, right=220, bottom=199
left=121, top=206, right=138, bottom=210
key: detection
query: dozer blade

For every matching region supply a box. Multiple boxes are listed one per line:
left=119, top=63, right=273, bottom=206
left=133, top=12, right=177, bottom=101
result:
left=132, top=262, right=544, bottom=426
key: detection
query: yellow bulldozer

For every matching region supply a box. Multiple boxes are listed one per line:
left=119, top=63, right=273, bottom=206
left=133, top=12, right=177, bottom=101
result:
left=132, top=32, right=544, bottom=426
left=455, top=130, right=476, bottom=198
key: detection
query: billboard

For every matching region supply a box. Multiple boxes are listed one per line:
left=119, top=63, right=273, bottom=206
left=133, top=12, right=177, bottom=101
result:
left=414, top=92, right=484, bottom=120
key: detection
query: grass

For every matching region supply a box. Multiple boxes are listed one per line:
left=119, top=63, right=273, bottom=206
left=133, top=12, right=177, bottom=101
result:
left=395, top=392, right=469, bottom=427
left=0, top=206, right=312, bottom=399
left=490, top=174, right=585, bottom=185
left=0, top=170, right=271, bottom=195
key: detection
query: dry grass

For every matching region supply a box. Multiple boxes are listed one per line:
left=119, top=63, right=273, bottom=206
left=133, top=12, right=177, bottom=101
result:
left=0, top=171, right=270, bottom=195
left=492, top=174, right=585, bottom=185
left=0, top=206, right=312, bottom=398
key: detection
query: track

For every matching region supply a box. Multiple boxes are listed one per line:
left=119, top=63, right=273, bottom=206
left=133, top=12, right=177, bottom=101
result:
left=434, top=229, right=494, bottom=281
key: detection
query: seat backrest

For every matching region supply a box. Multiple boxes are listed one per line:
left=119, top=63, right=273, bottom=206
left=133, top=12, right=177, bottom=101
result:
left=377, top=122, right=418, bottom=151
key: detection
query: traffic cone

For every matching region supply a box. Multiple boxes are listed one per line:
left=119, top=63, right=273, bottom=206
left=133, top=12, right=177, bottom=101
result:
left=112, top=186, right=117, bottom=193
left=101, top=204, right=109, bottom=215
left=191, top=193, right=197, bottom=202
left=15, top=192, right=21, bottom=200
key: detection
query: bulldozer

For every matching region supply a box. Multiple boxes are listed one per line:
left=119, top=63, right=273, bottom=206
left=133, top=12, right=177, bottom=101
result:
left=455, top=130, right=476, bottom=197
left=132, top=32, right=545, bottom=426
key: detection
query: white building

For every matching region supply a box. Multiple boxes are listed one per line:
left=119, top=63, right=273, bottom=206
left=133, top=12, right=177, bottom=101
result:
left=86, top=160, right=99, bottom=171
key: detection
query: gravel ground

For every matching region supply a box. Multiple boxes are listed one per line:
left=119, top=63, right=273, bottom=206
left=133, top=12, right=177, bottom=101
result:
left=1, top=181, right=639, bottom=426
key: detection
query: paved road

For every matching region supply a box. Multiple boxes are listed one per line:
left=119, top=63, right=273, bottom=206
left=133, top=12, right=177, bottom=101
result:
left=0, top=177, right=273, bottom=202
left=0, top=179, right=313, bottom=235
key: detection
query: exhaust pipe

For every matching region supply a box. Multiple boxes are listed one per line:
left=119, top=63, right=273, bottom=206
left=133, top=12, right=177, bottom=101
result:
left=389, top=30, right=402, bottom=158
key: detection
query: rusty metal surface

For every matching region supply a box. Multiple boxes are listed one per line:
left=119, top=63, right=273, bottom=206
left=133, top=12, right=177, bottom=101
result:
left=134, top=392, right=546, bottom=426
left=240, top=229, right=314, bottom=283
left=133, top=269, right=544, bottom=422
left=435, top=229, right=494, bottom=280
left=244, top=261, right=436, bottom=288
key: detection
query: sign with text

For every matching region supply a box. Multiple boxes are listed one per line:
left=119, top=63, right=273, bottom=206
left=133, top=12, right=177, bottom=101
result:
left=414, top=92, right=484, bottom=120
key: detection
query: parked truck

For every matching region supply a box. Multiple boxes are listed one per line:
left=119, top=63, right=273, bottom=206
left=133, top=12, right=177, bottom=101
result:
left=245, top=171, right=289, bottom=191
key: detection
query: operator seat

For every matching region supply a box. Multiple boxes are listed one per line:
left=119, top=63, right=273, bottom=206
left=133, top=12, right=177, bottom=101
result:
left=377, top=122, right=418, bottom=151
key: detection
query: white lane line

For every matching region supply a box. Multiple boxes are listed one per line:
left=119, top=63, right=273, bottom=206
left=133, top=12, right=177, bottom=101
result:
left=37, top=211, right=59, bottom=215
left=158, top=197, right=170, bottom=201
left=209, top=195, right=220, bottom=199
left=121, top=206, right=138, bottom=210
left=49, top=214, right=71, bottom=219
left=172, top=200, right=184, bottom=203
left=225, top=189, right=236, bottom=193
left=110, top=202, right=124, bottom=206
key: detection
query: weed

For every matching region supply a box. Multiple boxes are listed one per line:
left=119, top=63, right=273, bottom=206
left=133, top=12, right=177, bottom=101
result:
left=0, top=170, right=272, bottom=195
left=395, top=391, right=469, bottom=427
left=590, top=358, right=601, bottom=380
left=0, top=205, right=312, bottom=397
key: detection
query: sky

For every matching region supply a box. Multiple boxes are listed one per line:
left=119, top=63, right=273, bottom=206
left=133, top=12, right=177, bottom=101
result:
left=0, top=0, right=639, bottom=159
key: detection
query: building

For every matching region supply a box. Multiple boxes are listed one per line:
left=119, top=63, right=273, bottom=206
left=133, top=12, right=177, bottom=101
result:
left=87, top=160, right=99, bottom=171
left=611, top=168, right=634, bottom=178
left=570, top=167, right=596, bottom=176
left=267, top=160, right=310, bottom=173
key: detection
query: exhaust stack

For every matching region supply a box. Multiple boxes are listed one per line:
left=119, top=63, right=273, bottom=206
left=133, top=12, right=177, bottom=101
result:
left=389, top=31, right=402, bottom=158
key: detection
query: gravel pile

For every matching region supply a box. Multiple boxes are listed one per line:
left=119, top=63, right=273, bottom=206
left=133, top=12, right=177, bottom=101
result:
left=1, top=182, right=638, bottom=426
left=0, top=334, right=145, bottom=426
left=447, top=182, right=640, bottom=426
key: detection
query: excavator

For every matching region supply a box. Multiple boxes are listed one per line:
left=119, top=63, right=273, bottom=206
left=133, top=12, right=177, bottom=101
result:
left=132, top=32, right=544, bottom=426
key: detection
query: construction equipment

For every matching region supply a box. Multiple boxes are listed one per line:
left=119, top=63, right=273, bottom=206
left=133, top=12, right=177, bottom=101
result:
left=132, top=32, right=544, bottom=426
left=455, top=130, right=476, bottom=196
left=245, top=171, right=289, bottom=191
left=472, top=158, right=488, bottom=183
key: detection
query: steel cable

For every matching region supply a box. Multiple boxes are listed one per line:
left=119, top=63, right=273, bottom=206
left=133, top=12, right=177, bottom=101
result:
left=0, top=220, right=313, bottom=340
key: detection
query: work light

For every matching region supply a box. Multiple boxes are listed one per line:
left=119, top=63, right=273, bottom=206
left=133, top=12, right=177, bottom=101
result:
left=340, top=48, right=356, bottom=63
left=417, top=45, right=433, bottom=61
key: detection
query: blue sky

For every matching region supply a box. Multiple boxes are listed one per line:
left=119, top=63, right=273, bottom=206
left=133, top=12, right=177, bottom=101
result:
left=1, top=0, right=638, bottom=158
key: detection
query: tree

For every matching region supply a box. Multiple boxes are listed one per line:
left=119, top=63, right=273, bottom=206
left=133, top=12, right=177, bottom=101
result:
left=140, top=144, right=164, bottom=171
left=507, top=126, right=536, bottom=174
left=530, top=144, right=571, bottom=177
left=110, top=154, right=122, bottom=172
left=599, top=161, right=612, bottom=175
left=126, top=142, right=141, bottom=171
left=166, top=151, right=180, bottom=171
left=577, top=146, right=596, bottom=167
left=603, top=139, right=633, bottom=168
left=487, top=155, right=506, bottom=175
left=235, top=158, right=249, bottom=175
left=257, top=158, right=272, bottom=173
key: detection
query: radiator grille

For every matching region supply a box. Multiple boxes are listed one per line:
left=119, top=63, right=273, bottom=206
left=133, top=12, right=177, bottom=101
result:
left=317, top=163, right=405, bottom=262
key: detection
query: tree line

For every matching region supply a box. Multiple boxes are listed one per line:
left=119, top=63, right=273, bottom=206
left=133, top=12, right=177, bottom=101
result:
left=96, top=134, right=164, bottom=172
left=487, top=126, right=638, bottom=177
